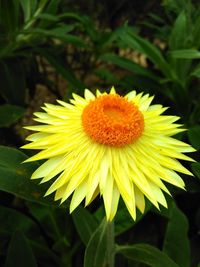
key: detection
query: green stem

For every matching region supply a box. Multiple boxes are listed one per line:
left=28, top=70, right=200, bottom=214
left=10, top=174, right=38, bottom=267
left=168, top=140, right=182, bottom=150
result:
left=106, top=221, right=115, bottom=267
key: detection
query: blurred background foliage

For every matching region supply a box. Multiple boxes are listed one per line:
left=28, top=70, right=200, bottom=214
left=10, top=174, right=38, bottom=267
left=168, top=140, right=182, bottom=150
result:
left=0, top=0, right=200, bottom=266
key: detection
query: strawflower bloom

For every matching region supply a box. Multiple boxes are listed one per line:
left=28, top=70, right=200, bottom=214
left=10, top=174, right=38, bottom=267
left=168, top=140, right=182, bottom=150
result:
left=22, top=87, right=195, bottom=220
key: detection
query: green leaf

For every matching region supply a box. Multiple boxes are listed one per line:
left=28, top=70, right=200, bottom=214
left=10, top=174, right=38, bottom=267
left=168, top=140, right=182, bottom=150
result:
left=193, top=13, right=200, bottom=47
left=19, top=0, right=37, bottom=22
left=0, top=145, right=54, bottom=205
left=27, top=25, right=76, bottom=37
left=84, top=219, right=111, bottom=267
left=0, top=205, right=34, bottom=234
left=94, top=68, right=118, bottom=83
left=37, top=48, right=85, bottom=90
left=169, top=11, right=188, bottom=49
left=22, top=0, right=61, bottom=31
left=48, top=25, right=76, bottom=34
left=163, top=0, right=189, bottom=13
left=30, top=240, right=60, bottom=266
left=72, top=206, right=98, bottom=245
left=23, top=26, right=87, bottom=47
left=0, top=104, right=25, bottom=127
left=59, top=13, right=97, bottom=40
left=191, top=63, right=200, bottom=78
left=188, top=125, right=200, bottom=150
left=53, top=237, right=70, bottom=253
left=59, top=12, right=86, bottom=22
left=163, top=203, right=190, bottom=267
left=116, top=26, right=172, bottom=79
left=115, top=200, right=152, bottom=236
left=0, top=59, right=26, bottom=105
left=45, top=0, right=62, bottom=15
left=36, top=13, right=59, bottom=22
left=117, top=244, right=179, bottom=267
left=0, top=0, right=20, bottom=33
left=169, top=49, right=200, bottom=59
left=191, top=162, right=200, bottom=179
left=149, top=13, right=165, bottom=23
left=100, top=53, right=159, bottom=80
left=5, top=231, right=37, bottom=267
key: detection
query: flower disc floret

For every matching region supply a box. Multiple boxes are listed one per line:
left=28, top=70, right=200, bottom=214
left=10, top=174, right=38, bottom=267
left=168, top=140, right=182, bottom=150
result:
left=82, top=94, right=144, bottom=146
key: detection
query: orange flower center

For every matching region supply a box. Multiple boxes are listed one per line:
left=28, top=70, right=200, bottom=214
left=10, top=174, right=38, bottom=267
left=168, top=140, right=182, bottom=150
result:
left=82, top=94, right=144, bottom=147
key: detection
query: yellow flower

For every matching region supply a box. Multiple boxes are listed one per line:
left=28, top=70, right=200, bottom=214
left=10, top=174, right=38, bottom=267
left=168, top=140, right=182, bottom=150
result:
left=22, top=87, right=195, bottom=221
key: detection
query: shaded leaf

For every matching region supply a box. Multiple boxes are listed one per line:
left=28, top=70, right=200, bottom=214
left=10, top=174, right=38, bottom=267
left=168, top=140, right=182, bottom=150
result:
left=45, top=0, right=62, bottom=15
left=36, top=13, right=59, bottom=22
left=188, top=125, right=200, bottom=150
left=30, top=240, right=60, bottom=267
left=94, top=68, right=118, bottom=83
left=0, top=205, right=33, bottom=234
left=116, top=26, right=172, bottom=79
left=0, top=59, right=26, bottom=105
left=169, top=11, right=188, bottom=49
left=72, top=205, right=98, bottom=245
left=191, top=63, right=200, bottom=78
left=117, top=244, right=179, bottom=267
left=37, top=48, right=85, bottom=90
left=0, top=0, right=20, bottom=33
left=100, top=53, right=159, bottom=80
left=84, top=219, right=112, bottom=267
left=0, top=104, right=25, bottom=127
left=115, top=200, right=152, bottom=236
left=26, top=26, right=87, bottom=47
left=5, top=231, right=37, bottom=267
left=59, top=13, right=97, bottom=40
left=20, top=0, right=37, bottom=22
left=191, top=162, right=200, bottom=179
left=53, top=237, right=70, bottom=253
left=170, top=49, right=200, bottom=59
left=163, top=203, right=190, bottom=267
left=193, top=12, right=200, bottom=47
left=0, top=145, right=54, bottom=205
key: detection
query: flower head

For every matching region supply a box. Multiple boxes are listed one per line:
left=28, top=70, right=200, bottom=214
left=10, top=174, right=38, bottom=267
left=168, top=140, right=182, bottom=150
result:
left=22, top=87, right=195, bottom=220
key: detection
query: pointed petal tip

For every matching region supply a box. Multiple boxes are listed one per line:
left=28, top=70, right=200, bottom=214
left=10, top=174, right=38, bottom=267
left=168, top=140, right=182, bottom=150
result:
left=22, top=158, right=33, bottom=163
left=84, top=88, right=90, bottom=94
left=72, top=92, right=78, bottom=98
left=58, top=201, right=63, bottom=206
left=189, top=147, right=197, bottom=153
left=23, top=126, right=33, bottom=130
left=31, top=173, right=39, bottom=180
left=44, top=102, right=51, bottom=107
left=20, top=144, right=27, bottom=149
left=44, top=190, right=52, bottom=197
left=69, top=203, right=77, bottom=214
left=21, top=143, right=36, bottom=149
left=38, top=178, right=45, bottom=183
left=110, top=86, right=116, bottom=94
left=84, top=198, right=90, bottom=207
left=60, top=198, right=66, bottom=205
left=56, top=99, right=63, bottom=104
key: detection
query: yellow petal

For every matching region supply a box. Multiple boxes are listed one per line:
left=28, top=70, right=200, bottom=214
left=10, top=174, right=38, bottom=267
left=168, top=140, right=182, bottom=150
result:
left=134, top=186, right=145, bottom=213
left=102, top=172, right=114, bottom=220
left=70, top=181, right=87, bottom=213
left=109, top=184, right=120, bottom=221
left=110, top=86, right=116, bottom=94
left=84, top=89, right=95, bottom=100
left=31, top=156, right=63, bottom=179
